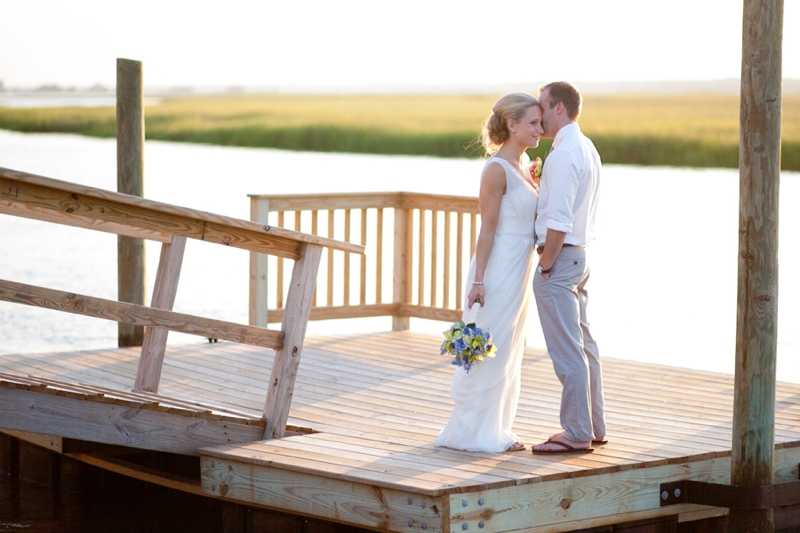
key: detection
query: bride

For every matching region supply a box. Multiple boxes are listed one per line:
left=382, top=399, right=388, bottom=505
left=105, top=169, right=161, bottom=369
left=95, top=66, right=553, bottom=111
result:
left=434, top=92, right=543, bottom=453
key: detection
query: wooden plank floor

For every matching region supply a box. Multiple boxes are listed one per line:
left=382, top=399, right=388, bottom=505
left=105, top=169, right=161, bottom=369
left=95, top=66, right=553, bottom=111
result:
left=2, top=331, right=800, bottom=531
left=2, top=330, right=800, bottom=473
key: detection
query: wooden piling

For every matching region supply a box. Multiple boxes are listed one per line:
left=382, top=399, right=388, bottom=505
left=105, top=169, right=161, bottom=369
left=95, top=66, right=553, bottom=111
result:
left=730, top=1, right=783, bottom=532
left=116, top=58, right=146, bottom=347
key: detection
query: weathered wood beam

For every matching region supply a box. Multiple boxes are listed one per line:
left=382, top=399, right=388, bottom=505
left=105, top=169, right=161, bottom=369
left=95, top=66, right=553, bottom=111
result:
left=249, top=197, right=270, bottom=328
left=66, top=451, right=203, bottom=495
left=0, top=279, right=283, bottom=350
left=265, top=303, right=400, bottom=324
left=249, top=192, right=406, bottom=211
left=247, top=192, right=480, bottom=215
left=135, top=236, right=187, bottom=393
left=0, top=198, right=173, bottom=243
left=0, top=175, right=304, bottom=259
left=731, top=1, right=783, bottom=532
left=201, top=456, right=444, bottom=531
left=0, top=167, right=364, bottom=256
left=198, top=446, right=800, bottom=533
left=0, top=387, right=263, bottom=456
left=400, top=192, right=480, bottom=214
left=117, top=58, right=147, bottom=348
left=263, top=243, right=323, bottom=439
left=392, top=206, right=411, bottom=331
left=399, top=304, right=461, bottom=323
left=0, top=429, right=63, bottom=453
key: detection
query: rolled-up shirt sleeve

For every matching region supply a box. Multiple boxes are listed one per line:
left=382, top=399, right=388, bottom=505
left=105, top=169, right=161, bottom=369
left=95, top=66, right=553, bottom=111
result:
left=544, top=150, right=580, bottom=233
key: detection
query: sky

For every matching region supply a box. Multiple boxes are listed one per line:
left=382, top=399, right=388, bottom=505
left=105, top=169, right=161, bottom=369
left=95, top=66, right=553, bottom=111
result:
left=1, top=0, right=798, bottom=90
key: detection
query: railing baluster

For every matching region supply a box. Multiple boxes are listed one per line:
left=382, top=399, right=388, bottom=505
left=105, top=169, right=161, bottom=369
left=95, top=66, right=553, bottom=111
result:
left=393, top=205, right=410, bottom=331
left=360, top=208, right=368, bottom=305
left=376, top=208, right=383, bottom=304
left=417, top=209, right=426, bottom=306
left=443, top=211, right=451, bottom=309
left=277, top=211, right=284, bottom=309
left=470, top=213, right=477, bottom=259
left=311, top=210, right=318, bottom=307
left=328, top=210, right=335, bottom=307
left=430, top=210, right=438, bottom=308
left=456, top=212, right=464, bottom=310
left=344, top=209, right=351, bottom=306
left=405, top=208, right=413, bottom=307
left=248, top=193, right=477, bottom=325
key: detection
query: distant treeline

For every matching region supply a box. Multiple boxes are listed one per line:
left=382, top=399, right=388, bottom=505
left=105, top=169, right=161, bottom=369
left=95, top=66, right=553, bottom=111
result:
left=0, top=93, right=798, bottom=170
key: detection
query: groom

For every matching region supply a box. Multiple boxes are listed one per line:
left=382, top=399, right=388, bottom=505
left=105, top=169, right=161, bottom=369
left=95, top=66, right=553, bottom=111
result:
left=531, top=82, right=606, bottom=454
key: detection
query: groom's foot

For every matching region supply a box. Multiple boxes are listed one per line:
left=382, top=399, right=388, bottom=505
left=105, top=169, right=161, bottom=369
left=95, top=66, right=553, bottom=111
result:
left=548, top=431, right=608, bottom=446
left=532, top=435, right=592, bottom=454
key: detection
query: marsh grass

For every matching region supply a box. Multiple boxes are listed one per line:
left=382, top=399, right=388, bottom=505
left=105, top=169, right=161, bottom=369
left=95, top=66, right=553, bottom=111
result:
left=1, top=93, right=798, bottom=170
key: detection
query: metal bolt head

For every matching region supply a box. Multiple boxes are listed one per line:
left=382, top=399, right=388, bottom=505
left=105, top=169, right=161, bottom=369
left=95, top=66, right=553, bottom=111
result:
left=407, top=520, right=413, bottom=527
left=462, top=524, right=469, bottom=530
left=478, top=521, right=485, bottom=529
left=478, top=498, right=484, bottom=506
left=408, top=498, right=413, bottom=505
left=211, top=461, right=215, bottom=467
left=674, top=488, right=682, bottom=498
left=422, top=523, right=427, bottom=530
left=211, top=484, right=216, bottom=491
left=421, top=501, right=426, bottom=509
left=661, top=490, right=669, bottom=500
left=462, top=499, right=468, bottom=507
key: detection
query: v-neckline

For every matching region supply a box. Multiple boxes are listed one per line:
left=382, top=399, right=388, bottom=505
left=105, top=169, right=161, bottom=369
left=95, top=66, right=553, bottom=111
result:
left=492, top=156, right=537, bottom=191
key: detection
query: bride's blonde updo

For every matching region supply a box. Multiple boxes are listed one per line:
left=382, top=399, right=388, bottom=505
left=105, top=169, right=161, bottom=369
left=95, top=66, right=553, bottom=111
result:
left=480, top=92, right=539, bottom=155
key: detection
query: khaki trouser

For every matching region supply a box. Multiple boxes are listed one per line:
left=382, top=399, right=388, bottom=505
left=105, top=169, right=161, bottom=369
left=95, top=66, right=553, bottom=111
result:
left=533, top=246, right=606, bottom=442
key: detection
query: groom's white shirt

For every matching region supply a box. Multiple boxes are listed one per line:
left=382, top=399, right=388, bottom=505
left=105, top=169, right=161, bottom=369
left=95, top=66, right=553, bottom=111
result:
left=535, top=122, right=601, bottom=246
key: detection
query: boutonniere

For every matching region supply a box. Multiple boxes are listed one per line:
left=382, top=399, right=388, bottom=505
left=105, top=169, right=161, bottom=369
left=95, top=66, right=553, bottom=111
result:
left=529, top=157, right=542, bottom=186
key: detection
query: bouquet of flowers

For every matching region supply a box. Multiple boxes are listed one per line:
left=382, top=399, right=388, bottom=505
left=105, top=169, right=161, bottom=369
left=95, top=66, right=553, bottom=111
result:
left=440, top=304, right=497, bottom=373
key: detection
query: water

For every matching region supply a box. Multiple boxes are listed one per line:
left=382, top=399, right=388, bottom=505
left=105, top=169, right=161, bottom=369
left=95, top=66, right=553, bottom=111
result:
left=0, top=94, right=161, bottom=108
left=1, top=129, right=799, bottom=531
left=1, top=129, right=798, bottom=384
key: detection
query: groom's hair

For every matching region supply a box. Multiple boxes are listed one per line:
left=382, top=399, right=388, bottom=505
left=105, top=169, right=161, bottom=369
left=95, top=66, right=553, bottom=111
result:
left=540, top=81, right=583, bottom=122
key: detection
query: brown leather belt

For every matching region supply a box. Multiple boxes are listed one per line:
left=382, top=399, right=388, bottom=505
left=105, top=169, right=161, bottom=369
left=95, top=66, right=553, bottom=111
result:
left=536, top=243, right=583, bottom=255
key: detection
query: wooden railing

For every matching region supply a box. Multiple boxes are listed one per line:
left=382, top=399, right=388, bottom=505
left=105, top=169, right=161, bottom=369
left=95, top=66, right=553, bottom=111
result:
left=248, top=192, right=480, bottom=330
left=0, top=166, right=363, bottom=440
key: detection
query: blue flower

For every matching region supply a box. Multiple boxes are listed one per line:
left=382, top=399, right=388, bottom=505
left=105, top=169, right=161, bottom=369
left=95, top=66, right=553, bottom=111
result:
left=452, top=338, right=467, bottom=353
left=440, top=319, right=497, bottom=374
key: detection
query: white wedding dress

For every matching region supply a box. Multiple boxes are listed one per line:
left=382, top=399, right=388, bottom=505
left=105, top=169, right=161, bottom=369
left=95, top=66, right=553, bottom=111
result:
left=434, top=156, right=538, bottom=452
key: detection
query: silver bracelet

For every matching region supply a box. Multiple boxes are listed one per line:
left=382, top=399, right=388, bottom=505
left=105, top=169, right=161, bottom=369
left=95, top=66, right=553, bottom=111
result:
left=471, top=281, right=485, bottom=285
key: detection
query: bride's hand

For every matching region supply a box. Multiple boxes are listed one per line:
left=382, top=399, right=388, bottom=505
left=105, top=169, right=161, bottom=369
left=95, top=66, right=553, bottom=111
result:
left=467, top=284, right=485, bottom=309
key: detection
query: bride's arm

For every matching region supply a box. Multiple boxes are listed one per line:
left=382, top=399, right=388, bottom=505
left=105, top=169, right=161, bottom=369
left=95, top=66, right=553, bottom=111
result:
left=467, top=163, right=505, bottom=308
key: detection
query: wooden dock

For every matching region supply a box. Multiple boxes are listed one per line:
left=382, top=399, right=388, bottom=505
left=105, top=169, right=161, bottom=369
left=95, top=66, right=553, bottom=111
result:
left=2, top=330, right=800, bottom=532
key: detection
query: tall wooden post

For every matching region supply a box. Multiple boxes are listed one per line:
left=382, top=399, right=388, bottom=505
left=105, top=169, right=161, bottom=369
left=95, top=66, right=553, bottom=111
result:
left=250, top=197, right=270, bottom=328
left=392, top=206, right=410, bottom=330
left=117, top=58, right=146, bottom=347
left=730, top=2, right=783, bottom=532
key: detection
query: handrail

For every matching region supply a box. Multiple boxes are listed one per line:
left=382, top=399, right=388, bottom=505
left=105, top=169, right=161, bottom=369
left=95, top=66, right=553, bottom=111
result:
left=0, top=166, right=364, bottom=440
left=0, top=167, right=364, bottom=258
left=248, top=191, right=480, bottom=330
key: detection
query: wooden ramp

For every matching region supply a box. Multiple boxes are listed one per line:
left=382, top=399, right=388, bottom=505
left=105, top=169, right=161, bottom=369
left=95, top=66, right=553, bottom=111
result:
left=1, top=331, right=800, bottom=532
left=0, top=372, right=265, bottom=455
